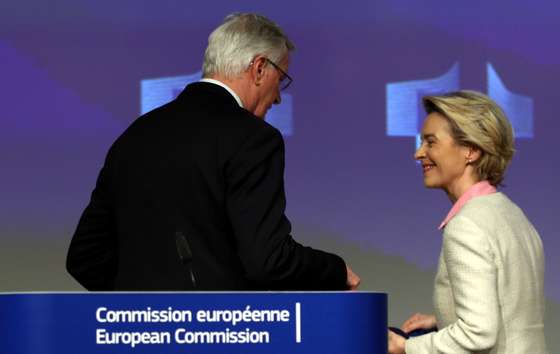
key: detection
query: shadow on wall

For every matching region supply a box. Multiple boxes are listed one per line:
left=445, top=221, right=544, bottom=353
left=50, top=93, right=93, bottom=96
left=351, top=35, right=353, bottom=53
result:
left=0, top=229, right=557, bottom=353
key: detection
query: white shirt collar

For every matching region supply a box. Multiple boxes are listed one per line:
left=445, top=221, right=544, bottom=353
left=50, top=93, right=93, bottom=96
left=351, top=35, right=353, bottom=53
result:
left=199, top=78, right=244, bottom=108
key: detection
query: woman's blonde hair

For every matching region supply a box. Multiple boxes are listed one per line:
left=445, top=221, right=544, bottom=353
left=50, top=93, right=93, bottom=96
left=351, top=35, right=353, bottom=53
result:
left=423, top=90, right=515, bottom=186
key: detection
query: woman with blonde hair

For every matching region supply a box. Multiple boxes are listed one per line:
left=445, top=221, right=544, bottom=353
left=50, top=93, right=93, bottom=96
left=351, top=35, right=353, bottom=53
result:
left=389, top=91, right=547, bottom=354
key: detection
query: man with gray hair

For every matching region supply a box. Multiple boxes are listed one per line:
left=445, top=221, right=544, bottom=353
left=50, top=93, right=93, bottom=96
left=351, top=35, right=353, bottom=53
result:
left=67, top=13, right=360, bottom=291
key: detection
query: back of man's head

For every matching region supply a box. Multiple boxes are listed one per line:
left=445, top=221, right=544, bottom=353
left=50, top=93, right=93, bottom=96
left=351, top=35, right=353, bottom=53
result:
left=202, top=13, right=294, bottom=80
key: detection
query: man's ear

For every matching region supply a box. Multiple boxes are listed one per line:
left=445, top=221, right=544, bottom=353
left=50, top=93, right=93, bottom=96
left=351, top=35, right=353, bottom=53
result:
left=250, top=55, right=268, bottom=85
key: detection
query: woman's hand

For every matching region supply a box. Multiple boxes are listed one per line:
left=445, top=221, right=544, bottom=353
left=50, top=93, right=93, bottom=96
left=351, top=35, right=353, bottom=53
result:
left=401, top=313, right=437, bottom=333
left=388, top=330, right=406, bottom=354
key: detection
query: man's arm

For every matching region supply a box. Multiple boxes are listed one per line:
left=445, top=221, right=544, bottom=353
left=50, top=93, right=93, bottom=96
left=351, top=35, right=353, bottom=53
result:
left=225, top=125, right=350, bottom=290
left=66, top=149, right=118, bottom=290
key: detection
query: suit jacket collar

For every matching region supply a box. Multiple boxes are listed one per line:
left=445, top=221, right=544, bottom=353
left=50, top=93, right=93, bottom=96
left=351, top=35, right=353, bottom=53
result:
left=177, top=81, right=240, bottom=109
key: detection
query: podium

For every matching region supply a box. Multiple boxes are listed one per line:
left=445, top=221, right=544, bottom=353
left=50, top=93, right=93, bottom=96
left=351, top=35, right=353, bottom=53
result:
left=0, top=292, right=387, bottom=354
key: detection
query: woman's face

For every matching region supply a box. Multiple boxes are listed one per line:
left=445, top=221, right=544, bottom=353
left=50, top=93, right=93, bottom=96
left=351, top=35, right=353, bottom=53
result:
left=414, top=112, right=473, bottom=196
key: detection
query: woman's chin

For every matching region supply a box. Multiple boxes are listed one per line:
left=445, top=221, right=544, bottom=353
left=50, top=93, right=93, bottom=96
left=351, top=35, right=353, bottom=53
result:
left=422, top=178, right=440, bottom=189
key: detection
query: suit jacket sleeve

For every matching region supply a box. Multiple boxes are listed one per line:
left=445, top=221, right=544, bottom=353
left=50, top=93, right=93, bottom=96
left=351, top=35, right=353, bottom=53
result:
left=225, top=125, right=347, bottom=290
left=406, top=215, right=499, bottom=353
left=66, top=146, right=118, bottom=290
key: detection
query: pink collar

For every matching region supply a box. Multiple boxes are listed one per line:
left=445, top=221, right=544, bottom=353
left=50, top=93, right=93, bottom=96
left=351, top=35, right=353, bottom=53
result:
left=439, top=181, right=497, bottom=230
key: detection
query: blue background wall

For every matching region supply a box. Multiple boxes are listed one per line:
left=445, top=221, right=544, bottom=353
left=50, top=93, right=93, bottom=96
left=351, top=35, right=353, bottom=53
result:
left=1, top=0, right=558, bottom=350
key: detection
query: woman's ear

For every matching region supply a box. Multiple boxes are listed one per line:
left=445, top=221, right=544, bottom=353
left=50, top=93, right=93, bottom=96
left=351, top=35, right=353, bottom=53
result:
left=466, top=146, right=481, bottom=164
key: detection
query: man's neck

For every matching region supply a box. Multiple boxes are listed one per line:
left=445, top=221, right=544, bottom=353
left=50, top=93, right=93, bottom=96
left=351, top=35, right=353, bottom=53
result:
left=199, top=77, right=243, bottom=108
left=205, top=74, right=255, bottom=112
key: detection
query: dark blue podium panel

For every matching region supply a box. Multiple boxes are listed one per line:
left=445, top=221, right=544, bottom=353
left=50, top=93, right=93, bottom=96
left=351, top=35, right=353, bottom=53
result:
left=0, top=292, right=387, bottom=354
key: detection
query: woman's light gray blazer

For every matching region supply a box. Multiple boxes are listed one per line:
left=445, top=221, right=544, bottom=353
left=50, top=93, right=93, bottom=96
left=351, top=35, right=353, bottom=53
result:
left=406, top=193, right=547, bottom=354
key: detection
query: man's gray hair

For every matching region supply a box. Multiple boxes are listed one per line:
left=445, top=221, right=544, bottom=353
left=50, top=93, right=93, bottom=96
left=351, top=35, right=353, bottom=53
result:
left=202, top=13, right=295, bottom=79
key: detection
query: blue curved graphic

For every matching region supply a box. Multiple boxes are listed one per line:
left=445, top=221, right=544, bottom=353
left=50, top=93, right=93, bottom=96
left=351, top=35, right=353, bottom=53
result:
left=140, top=71, right=202, bottom=115
left=140, top=73, right=293, bottom=136
left=487, top=63, right=534, bottom=138
left=386, top=62, right=460, bottom=138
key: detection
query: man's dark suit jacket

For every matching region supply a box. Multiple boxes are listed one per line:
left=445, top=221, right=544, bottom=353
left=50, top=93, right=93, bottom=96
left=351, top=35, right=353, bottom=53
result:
left=66, top=82, right=347, bottom=291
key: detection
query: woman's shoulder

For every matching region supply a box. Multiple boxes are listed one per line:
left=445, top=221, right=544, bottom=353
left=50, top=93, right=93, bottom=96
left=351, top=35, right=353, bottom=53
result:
left=450, top=192, right=530, bottom=234
left=459, top=192, right=518, bottom=218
